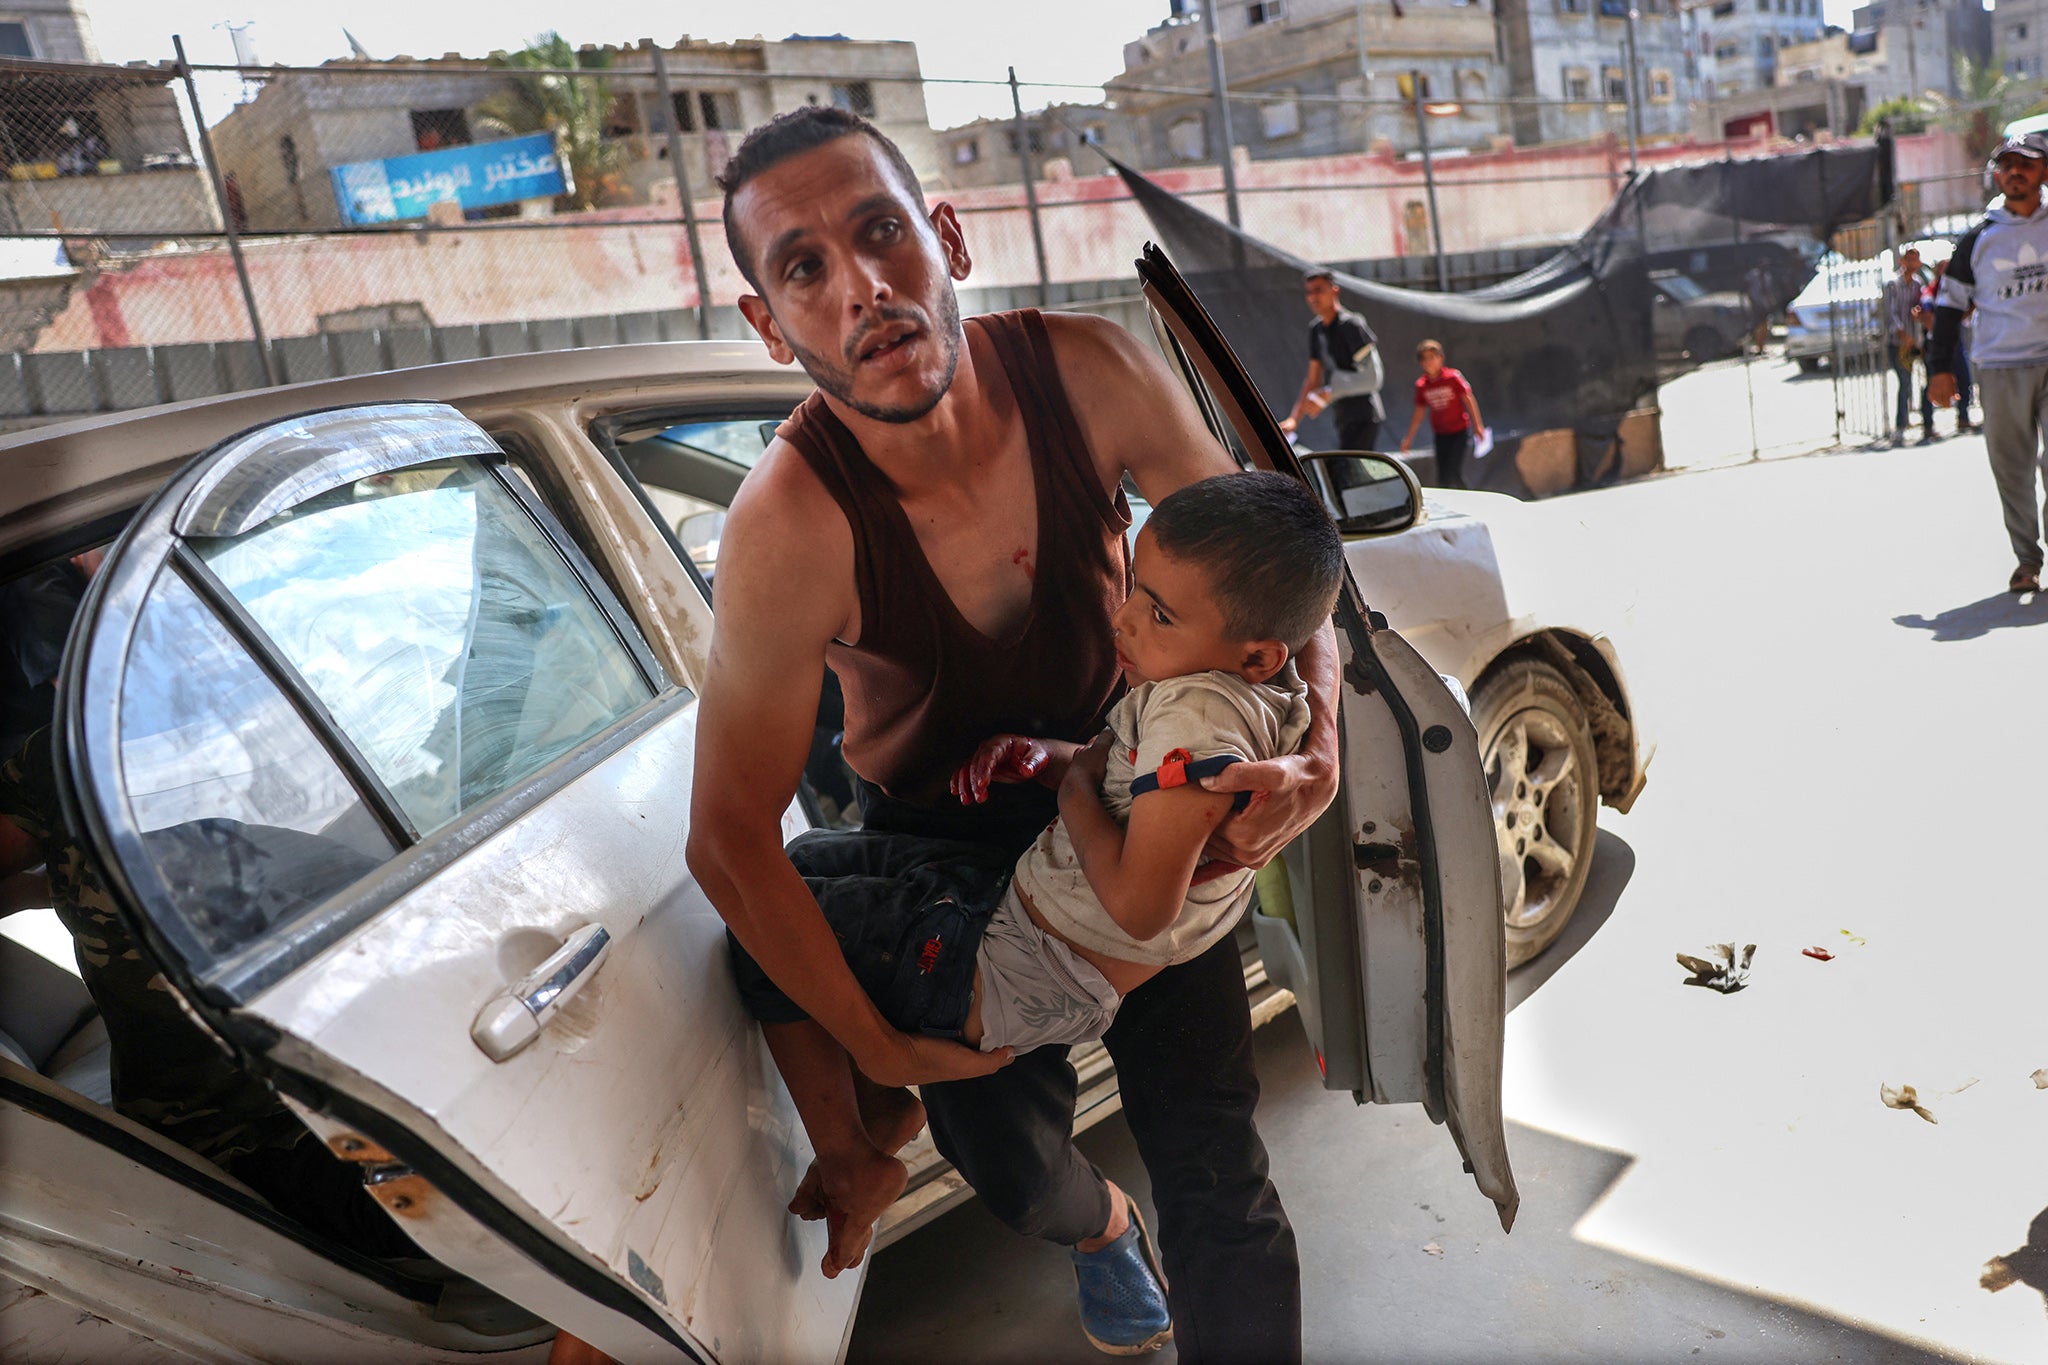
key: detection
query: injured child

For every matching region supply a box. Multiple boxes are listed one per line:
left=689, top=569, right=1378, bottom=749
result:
left=727, top=470, right=1344, bottom=1277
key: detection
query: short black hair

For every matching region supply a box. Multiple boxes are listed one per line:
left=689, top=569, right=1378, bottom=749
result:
left=1144, top=471, right=1343, bottom=652
left=717, top=106, right=925, bottom=292
left=1303, top=268, right=1336, bottom=286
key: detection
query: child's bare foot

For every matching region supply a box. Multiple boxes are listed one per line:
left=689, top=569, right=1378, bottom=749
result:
left=816, top=1146, right=908, bottom=1278
left=855, top=1082, right=927, bottom=1156
left=789, top=1161, right=828, bottom=1221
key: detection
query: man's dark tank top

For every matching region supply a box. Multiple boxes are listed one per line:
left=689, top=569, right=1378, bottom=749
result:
left=781, top=309, right=1132, bottom=815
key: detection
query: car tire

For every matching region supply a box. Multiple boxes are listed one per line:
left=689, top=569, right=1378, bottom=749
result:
left=1472, top=659, right=1599, bottom=970
left=1683, top=326, right=1724, bottom=362
left=1796, top=356, right=1822, bottom=374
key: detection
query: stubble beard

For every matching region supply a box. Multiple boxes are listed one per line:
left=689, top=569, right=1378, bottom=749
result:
left=788, top=285, right=965, bottom=425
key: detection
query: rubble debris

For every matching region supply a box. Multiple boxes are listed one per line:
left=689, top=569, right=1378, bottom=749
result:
left=1801, top=946, right=1834, bottom=962
left=2032, top=1069, right=2048, bottom=1090
left=1880, top=1083, right=1938, bottom=1124
left=1677, top=943, right=1755, bottom=993
left=1422, top=1242, right=1444, bottom=1257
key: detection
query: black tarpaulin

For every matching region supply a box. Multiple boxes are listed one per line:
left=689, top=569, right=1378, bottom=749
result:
left=1113, top=140, right=1892, bottom=496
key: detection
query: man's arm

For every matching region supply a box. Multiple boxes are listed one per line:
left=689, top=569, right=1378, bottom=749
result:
left=1044, top=313, right=1342, bottom=865
left=686, top=453, right=1008, bottom=1088
left=1279, top=359, right=1326, bottom=435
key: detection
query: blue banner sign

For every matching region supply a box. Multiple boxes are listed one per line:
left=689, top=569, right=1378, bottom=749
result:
left=330, top=132, right=569, bottom=225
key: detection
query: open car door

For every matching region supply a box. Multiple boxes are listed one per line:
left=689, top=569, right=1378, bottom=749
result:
left=55, top=402, right=860, bottom=1360
left=1136, top=245, right=1518, bottom=1231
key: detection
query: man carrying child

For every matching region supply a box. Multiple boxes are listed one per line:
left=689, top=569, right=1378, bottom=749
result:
left=686, top=108, right=1344, bottom=1362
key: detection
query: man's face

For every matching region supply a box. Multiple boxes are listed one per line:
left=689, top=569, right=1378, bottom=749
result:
left=1996, top=153, right=2045, bottom=204
left=1303, top=277, right=1339, bottom=321
left=732, top=136, right=968, bottom=424
left=1901, top=249, right=1921, bottom=278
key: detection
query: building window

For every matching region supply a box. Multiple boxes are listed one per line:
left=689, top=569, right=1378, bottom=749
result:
left=1083, top=122, right=1106, bottom=145
left=410, top=109, right=470, bottom=152
left=279, top=134, right=299, bottom=184
left=1603, top=65, right=1629, bottom=100
left=1648, top=68, right=1675, bottom=100
left=1396, top=71, right=1433, bottom=99
left=1247, top=0, right=1286, bottom=24
left=1559, top=0, right=1585, bottom=14
left=0, top=21, right=31, bottom=58
left=1260, top=88, right=1301, bottom=139
left=697, top=90, right=740, bottom=131
left=1598, top=0, right=1629, bottom=17
left=831, top=82, right=876, bottom=118
left=2018, top=22, right=2031, bottom=38
left=1563, top=66, right=1593, bottom=99
left=1167, top=115, right=1206, bottom=161
left=1004, top=126, right=1045, bottom=155
left=954, top=137, right=979, bottom=164
left=1715, top=41, right=1739, bottom=60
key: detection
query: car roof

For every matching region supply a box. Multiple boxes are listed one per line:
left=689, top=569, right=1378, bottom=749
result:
left=0, top=341, right=795, bottom=564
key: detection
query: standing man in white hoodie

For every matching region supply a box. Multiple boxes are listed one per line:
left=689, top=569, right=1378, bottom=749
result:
left=1931, top=132, right=2048, bottom=594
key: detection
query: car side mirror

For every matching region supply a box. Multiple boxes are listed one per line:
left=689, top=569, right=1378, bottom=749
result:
left=1299, top=451, right=1423, bottom=535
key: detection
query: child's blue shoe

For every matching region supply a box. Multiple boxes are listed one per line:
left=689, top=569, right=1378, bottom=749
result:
left=1070, top=1197, right=1172, bottom=1355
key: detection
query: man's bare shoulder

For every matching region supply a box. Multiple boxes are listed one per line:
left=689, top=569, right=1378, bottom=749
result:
left=717, top=437, right=857, bottom=634
left=1037, top=310, right=1232, bottom=493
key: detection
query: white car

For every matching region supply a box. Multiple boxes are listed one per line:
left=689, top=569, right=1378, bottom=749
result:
left=0, top=255, right=1644, bottom=1361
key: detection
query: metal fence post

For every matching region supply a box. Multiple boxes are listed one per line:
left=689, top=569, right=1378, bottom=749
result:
left=649, top=44, right=714, bottom=340
left=1622, top=7, right=1642, bottom=175
left=174, top=34, right=277, bottom=386
left=1009, top=68, right=1052, bottom=308
left=1202, top=1, right=1242, bottom=229
left=1411, top=72, right=1449, bottom=292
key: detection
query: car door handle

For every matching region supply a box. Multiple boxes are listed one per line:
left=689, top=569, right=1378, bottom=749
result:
left=470, top=924, right=612, bottom=1062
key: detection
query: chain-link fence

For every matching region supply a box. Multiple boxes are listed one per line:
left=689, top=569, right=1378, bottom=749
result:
left=0, top=36, right=1983, bottom=428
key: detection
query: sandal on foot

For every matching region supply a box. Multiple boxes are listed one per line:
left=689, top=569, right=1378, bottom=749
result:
left=2012, top=566, right=2041, bottom=594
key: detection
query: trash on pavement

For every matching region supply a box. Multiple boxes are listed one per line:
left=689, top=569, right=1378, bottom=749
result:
left=2032, top=1069, right=2048, bottom=1090
left=1839, top=929, right=1867, bottom=945
left=1801, top=946, right=1835, bottom=962
left=1677, top=943, right=1755, bottom=993
left=1422, top=1242, right=1444, bottom=1257
left=1880, top=1082, right=1938, bottom=1124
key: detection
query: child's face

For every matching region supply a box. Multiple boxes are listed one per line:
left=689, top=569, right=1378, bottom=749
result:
left=1419, top=348, right=1445, bottom=376
left=1112, top=526, right=1271, bottom=687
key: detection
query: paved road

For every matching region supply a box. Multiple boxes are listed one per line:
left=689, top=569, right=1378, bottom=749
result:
left=853, top=429, right=2048, bottom=1363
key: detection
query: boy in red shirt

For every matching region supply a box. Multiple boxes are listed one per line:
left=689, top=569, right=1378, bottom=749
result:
left=1398, top=339, right=1487, bottom=489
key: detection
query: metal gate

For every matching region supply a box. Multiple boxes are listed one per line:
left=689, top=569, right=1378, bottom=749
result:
left=1825, top=219, right=1895, bottom=445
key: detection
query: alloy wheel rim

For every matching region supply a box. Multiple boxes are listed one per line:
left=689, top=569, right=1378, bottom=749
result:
left=1484, top=706, right=1588, bottom=931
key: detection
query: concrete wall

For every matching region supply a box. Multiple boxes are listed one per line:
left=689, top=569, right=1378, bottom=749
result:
left=21, top=131, right=1971, bottom=357
left=9, top=0, right=98, bottom=62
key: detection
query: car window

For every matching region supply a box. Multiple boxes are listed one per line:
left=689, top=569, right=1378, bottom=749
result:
left=191, top=456, right=655, bottom=837
left=1656, top=275, right=1706, bottom=302
left=656, top=419, right=777, bottom=469
left=119, top=568, right=400, bottom=964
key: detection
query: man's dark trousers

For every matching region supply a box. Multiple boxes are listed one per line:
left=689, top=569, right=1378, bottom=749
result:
left=1331, top=395, right=1380, bottom=453
left=1894, top=346, right=1934, bottom=434
left=857, top=778, right=1302, bottom=1364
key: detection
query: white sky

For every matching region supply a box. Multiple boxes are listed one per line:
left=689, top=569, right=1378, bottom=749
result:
left=81, top=0, right=1183, bottom=128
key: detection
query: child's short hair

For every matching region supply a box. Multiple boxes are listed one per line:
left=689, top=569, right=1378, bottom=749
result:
left=1417, top=338, right=1445, bottom=359
left=1144, top=471, right=1344, bottom=652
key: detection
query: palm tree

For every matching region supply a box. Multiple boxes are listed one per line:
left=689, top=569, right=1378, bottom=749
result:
left=1935, top=53, right=2048, bottom=165
left=474, top=32, right=628, bottom=211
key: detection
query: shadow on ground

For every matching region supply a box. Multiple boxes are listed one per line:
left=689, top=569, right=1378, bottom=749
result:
left=1894, top=590, right=2048, bottom=643
left=1509, top=828, right=1632, bottom=1012
left=849, top=832, right=1967, bottom=1363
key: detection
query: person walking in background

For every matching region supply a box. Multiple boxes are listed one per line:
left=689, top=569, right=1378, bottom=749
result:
left=1886, top=246, right=1937, bottom=447
left=1279, top=269, right=1385, bottom=451
left=1399, top=339, right=1486, bottom=490
left=1925, top=259, right=1976, bottom=434
left=1931, top=131, right=2048, bottom=594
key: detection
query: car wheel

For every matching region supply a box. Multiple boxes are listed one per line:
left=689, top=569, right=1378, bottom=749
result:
left=1472, top=659, right=1599, bottom=969
left=1683, top=326, right=1723, bottom=362
left=1796, top=356, right=1822, bottom=374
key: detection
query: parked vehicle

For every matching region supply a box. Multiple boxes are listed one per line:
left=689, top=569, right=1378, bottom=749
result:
left=1649, top=270, right=1752, bottom=363
left=0, top=255, right=1647, bottom=1359
left=1784, top=242, right=1950, bottom=374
